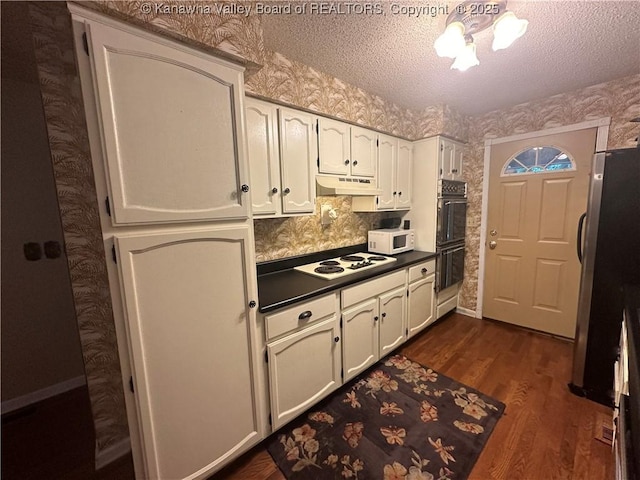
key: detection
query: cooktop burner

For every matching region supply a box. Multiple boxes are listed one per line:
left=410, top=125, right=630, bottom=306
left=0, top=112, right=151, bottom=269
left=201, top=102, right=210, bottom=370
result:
left=294, top=252, right=397, bottom=280
left=319, top=260, right=340, bottom=266
left=314, top=265, right=344, bottom=274
left=340, top=255, right=365, bottom=262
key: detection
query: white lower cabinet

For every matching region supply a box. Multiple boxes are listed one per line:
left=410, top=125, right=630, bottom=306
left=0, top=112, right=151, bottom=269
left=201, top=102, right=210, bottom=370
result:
left=407, top=260, right=436, bottom=338
left=342, top=298, right=379, bottom=382
left=265, top=294, right=341, bottom=430
left=379, top=286, right=407, bottom=356
left=114, top=225, right=264, bottom=479
left=341, top=270, right=407, bottom=382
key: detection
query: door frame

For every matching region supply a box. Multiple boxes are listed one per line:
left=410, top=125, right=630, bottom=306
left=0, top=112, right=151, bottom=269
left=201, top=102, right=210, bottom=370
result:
left=475, top=117, right=611, bottom=319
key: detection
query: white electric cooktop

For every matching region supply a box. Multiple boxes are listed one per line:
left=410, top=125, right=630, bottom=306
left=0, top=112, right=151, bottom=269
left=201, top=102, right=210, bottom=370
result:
left=294, top=252, right=397, bottom=280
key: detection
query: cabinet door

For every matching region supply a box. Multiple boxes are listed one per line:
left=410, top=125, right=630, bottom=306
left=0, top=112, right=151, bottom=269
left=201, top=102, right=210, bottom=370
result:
left=439, top=139, right=454, bottom=180
left=267, top=317, right=341, bottom=429
left=115, top=226, right=262, bottom=479
left=86, top=21, right=249, bottom=224
left=245, top=98, right=280, bottom=215
left=377, top=135, right=396, bottom=210
left=407, top=276, right=436, bottom=339
left=379, top=287, right=406, bottom=357
left=278, top=107, right=316, bottom=214
left=396, top=140, right=413, bottom=209
left=350, top=126, right=377, bottom=177
left=342, top=298, right=379, bottom=382
left=452, top=143, right=464, bottom=180
left=318, top=117, right=350, bottom=175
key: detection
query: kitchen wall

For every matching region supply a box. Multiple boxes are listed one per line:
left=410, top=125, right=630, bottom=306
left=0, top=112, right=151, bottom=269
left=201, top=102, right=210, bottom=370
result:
left=458, top=73, right=640, bottom=312
left=1, top=1, right=86, bottom=404
left=28, top=0, right=639, bottom=462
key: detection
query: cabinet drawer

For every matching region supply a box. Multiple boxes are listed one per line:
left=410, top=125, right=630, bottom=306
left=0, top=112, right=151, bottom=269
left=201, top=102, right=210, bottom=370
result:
left=408, top=259, right=436, bottom=283
left=265, top=293, right=338, bottom=341
left=342, top=270, right=406, bottom=309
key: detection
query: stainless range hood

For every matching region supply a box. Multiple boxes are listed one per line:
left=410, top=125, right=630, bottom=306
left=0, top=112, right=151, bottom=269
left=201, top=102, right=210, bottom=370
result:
left=316, top=175, right=382, bottom=196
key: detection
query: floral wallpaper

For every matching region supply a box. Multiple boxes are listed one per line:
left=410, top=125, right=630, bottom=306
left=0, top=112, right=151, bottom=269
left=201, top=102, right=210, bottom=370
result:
left=254, top=196, right=385, bottom=262
left=27, top=1, right=129, bottom=455
left=457, top=74, right=640, bottom=312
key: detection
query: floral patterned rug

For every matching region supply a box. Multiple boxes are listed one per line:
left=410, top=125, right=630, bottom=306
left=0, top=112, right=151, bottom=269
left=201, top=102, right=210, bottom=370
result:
left=266, top=354, right=505, bottom=479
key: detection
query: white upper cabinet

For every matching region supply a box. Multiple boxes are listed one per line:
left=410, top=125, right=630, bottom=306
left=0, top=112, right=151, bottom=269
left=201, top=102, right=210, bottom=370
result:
left=396, top=140, right=413, bottom=209
left=377, top=135, right=397, bottom=210
left=318, top=120, right=376, bottom=178
left=85, top=21, right=249, bottom=225
left=318, top=117, right=351, bottom=175
left=278, top=107, right=317, bottom=214
left=352, top=135, right=412, bottom=212
left=439, top=137, right=464, bottom=181
left=245, top=98, right=280, bottom=216
left=350, top=126, right=377, bottom=177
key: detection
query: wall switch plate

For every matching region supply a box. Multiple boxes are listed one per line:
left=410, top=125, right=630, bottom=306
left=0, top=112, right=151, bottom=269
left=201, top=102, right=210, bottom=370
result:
left=24, top=242, right=42, bottom=261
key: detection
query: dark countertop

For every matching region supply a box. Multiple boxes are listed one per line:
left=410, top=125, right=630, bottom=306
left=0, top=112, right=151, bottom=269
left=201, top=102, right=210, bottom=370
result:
left=257, top=249, right=437, bottom=313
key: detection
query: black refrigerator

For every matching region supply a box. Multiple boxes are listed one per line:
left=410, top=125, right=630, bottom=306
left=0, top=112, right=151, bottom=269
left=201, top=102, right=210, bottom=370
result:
left=569, top=146, right=640, bottom=406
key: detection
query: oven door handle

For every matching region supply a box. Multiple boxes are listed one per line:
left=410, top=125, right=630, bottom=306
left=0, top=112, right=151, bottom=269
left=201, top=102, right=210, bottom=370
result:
left=442, top=199, right=467, bottom=206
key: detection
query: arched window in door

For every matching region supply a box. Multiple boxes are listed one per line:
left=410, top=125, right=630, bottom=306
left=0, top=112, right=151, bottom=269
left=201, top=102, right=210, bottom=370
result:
left=502, top=146, right=576, bottom=176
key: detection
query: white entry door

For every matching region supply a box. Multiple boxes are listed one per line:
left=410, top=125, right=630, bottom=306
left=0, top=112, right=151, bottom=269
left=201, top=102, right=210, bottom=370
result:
left=483, top=128, right=597, bottom=338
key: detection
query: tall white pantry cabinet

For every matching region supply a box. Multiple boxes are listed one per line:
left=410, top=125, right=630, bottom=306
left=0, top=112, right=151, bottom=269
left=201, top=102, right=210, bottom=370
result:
left=70, top=6, right=267, bottom=480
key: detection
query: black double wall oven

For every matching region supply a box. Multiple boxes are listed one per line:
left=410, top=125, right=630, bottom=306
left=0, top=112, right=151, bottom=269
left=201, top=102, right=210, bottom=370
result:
left=436, top=180, right=467, bottom=291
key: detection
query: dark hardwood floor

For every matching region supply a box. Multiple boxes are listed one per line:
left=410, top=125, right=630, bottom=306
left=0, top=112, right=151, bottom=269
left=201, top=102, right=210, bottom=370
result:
left=1, top=385, right=134, bottom=480
left=2, top=314, right=614, bottom=479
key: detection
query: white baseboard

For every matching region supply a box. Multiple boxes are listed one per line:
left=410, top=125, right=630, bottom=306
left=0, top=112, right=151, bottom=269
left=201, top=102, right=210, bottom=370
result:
left=455, top=306, right=477, bottom=318
left=95, top=437, right=131, bottom=470
left=1, top=375, right=86, bottom=414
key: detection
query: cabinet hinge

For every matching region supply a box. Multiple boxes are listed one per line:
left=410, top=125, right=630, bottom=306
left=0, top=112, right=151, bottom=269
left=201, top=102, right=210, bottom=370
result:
left=105, top=196, right=111, bottom=217
left=406, top=328, right=409, bottom=337
left=376, top=138, right=379, bottom=147
left=111, top=245, right=117, bottom=264
left=440, top=168, right=443, bottom=175
left=340, top=316, right=343, bottom=328
left=376, top=197, right=379, bottom=205
left=268, top=413, right=272, bottom=426
left=316, top=120, right=319, bottom=134
left=317, top=157, right=320, bottom=168
left=341, top=368, right=344, bottom=381
left=129, top=376, right=135, bottom=393
left=440, top=143, right=443, bottom=152
left=82, top=32, right=89, bottom=56
left=264, top=350, right=268, bottom=363
left=406, top=289, right=409, bottom=297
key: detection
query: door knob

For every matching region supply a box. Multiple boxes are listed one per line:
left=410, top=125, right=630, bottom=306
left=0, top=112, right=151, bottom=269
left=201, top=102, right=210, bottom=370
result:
left=489, top=240, right=497, bottom=250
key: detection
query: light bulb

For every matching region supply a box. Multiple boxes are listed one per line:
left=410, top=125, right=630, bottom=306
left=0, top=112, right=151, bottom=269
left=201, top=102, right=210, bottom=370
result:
left=434, top=21, right=466, bottom=59
left=492, top=11, right=528, bottom=51
left=451, top=41, right=479, bottom=71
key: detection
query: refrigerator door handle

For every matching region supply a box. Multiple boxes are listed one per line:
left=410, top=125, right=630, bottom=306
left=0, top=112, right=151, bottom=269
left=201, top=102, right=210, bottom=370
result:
left=577, top=212, right=587, bottom=263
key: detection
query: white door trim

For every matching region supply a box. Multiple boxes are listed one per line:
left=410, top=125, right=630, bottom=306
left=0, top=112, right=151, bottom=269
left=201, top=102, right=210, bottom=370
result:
left=475, top=117, right=611, bottom=319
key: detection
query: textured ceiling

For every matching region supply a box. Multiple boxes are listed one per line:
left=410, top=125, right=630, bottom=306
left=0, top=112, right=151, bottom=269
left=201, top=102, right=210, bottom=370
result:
left=262, top=1, right=640, bottom=115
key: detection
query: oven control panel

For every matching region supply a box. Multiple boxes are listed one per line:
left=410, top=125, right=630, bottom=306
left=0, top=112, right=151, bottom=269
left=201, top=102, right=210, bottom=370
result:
left=438, top=180, right=467, bottom=197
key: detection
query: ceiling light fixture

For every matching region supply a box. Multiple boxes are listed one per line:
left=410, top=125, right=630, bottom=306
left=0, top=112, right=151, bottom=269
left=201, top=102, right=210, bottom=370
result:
left=434, top=0, right=528, bottom=71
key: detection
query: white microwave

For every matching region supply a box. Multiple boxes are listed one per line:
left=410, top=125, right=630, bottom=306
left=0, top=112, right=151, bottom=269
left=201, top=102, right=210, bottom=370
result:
left=368, top=228, right=415, bottom=255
